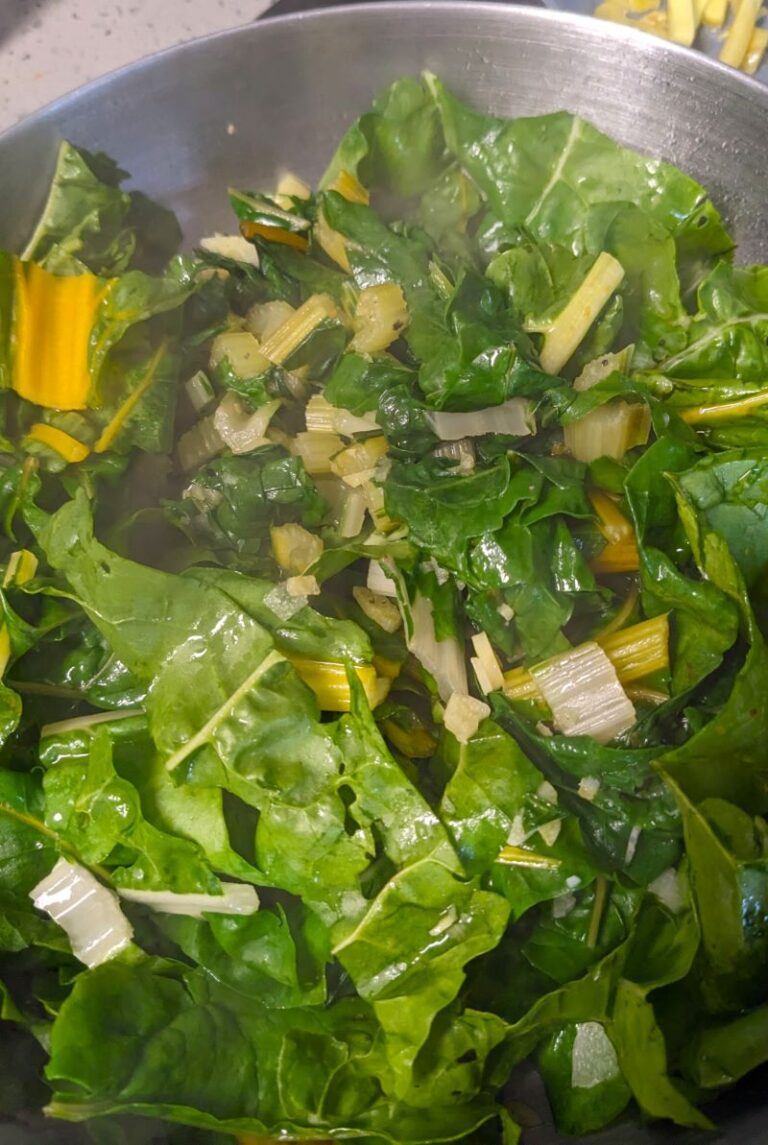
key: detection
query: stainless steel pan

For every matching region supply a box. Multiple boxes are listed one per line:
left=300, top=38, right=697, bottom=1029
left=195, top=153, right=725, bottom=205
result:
left=0, top=4, right=766, bottom=1141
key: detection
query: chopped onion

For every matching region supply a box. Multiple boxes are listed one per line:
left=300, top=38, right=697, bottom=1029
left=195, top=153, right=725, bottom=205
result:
left=182, top=482, right=223, bottom=512
left=443, top=692, right=490, bottom=744
left=352, top=585, right=402, bottom=633
left=31, top=859, right=133, bottom=968
left=305, top=394, right=379, bottom=436
left=367, top=559, right=398, bottom=597
left=286, top=575, right=320, bottom=598
left=573, top=347, right=634, bottom=392
left=571, top=1022, right=620, bottom=1089
left=648, top=868, right=684, bottom=913
left=470, top=632, right=505, bottom=693
left=538, top=819, right=562, bottom=847
left=199, top=233, right=260, bottom=267
left=177, top=415, right=224, bottom=472
left=432, top=438, right=476, bottom=474
left=213, top=393, right=280, bottom=455
left=427, top=397, right=534, bottom=441
left=552, top=892, right=577, bottom=919
left=264, top=584, right=307, bottom=621
left=530, top=642, right=636, bottom=744
left=498, top=602, right=515, bottom=622
left=118, top=883, right=259, bottom=918
left=537, top=780, right=559, bottom=804
left=409, top=593, right=468, bottom=701
left=577, top=776, right=601, bottom=802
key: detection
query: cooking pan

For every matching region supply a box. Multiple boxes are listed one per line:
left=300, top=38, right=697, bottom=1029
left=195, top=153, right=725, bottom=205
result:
left=0, top=3, right=766, bottom=1141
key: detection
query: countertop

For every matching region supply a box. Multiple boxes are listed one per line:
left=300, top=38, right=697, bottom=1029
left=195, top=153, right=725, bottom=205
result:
left=0, top=0, right=273, bottom=133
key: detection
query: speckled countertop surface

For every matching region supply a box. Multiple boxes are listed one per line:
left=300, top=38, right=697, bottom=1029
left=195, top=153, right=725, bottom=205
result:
left=0, top=0, right=274, bottom=133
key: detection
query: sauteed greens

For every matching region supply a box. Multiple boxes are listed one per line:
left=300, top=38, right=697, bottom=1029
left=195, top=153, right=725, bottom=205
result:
left=1, top=75, right=767, bottom=1145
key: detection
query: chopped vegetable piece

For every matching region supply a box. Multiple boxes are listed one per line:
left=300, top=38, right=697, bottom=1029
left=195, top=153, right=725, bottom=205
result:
left=702, top=0, right=727, bottom=23
left=720, top=0, right=763, bottom=65
left=408, top=593, right=468, bottom=700
left=314, top=210, right=351, bottom=272
left=443, top=692, right=490, bottom=743
left=352, top=585, right=403, bottom=632
left=287, top=655, right=378, bottom=711
left=339, top=486, right=367, bottom=538
left=25, top=424, right=90, bottom=463
left=530, top=642, right=636, bottom=743
left=470, top=631, right=505, bottom=692
left=258, top=293, right=338, bottom=365
left=427, top=398, right=534, bottom=441
left=540, top=253, right=625, bottom=375
left=199, top=233, right=259, bottom=266
left=30, top=859, right=133, bottom=968
left=246, top=300, right=296, bottom=341
left=564, top=401, right=651, bottom=463
left=210, top=331, right=269, bottom=377
left=292, top=431, right=344, bottom=475
left=177, top=414, right=223, bottom=471
left=270, top=523, right=324, bottom=573
left=3, top=548, right=38, bottom=588
left=741, top=25, right=768, bottom=71
left=275, top=171, right=311, bottom=201
left=597, top=614, right=669, bottom=682
left=12, top=258, right=111, bottom=410
left=350, top=284, right=409, bottom=353
left=240, top=220, right=309, bottom=251
left=668, top=0, right=698, bottom=43
left=213, top=393, right=280, bottom=454
left=305, top=394, right=379, bottom=435
left=328, top=169, right=370, bottom=205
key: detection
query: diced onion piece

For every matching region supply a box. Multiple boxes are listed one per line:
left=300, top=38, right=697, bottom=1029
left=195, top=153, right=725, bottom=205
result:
left=213, top=393, right=280, bottom=455
left=119, top=883, right=259, bottom=918
left=246, top=300, right=296, bottom=341
left=185, top=370, right=215, bottom=413
left=540, top=253, right=625, bottom=375
left=270, top=523, right=324, bottom=573
left=667, top=0, right=698, bottom=43
left=286, top=575, right=320, bottom=598
left=648, top=868, right=684, bottom=913
left=3, top=548, right=38, bottom=588
left=288, top=655, right=378, bottom=711
left=553, top=892, right=578, bottom=918
left=350, top=284, right=409, bottom=354
left=183, top=482, right=223, bottom=512
left=264, top=584, right=307, bottom=621
left=565, top=400, right=651, bottom=463
left=210, top=331, right=269, bottom=377
left=259, top=293, right=338, bottom=366
left=305, top=394, right=379, bottom=436
left=408, top=593, right=468, bottom=701
left=571, top=1023, right=621, bottom=1089
left=352, top=585, right=402, bottom=633
left=444, top=692, right=490, bottom=744
left=199, top=233, right=259, bottom=267
left=367, top=559, right=398, bottom=597
left=330, top=437, right=388, bottom=482
left=720, top=0, right=762, bottom=65
left=177, top=415, right=224, bottom=472
left=742, top=25, right=768, bottom=73
left=427, top=398, right=534, bottom=441
left=433, top=438, right=476, bottom=473
left=315, top=211, right=351, bottom=272
left=291, top=431, right=344, bottom=475
left=470, top=632, right=505, bottom=693
left=498, top=602, right=515, bottom=622
left=538, top=819, right=562, bottom=847
left=701, top=0, right=727, bottom=23
left=276, top=172, right=311, bottom=201
left=530, top=642, right=636, bottom=744
left=577, top=776, right=601, bottom=802
left=30, top=858, right=133, bottom=968
left=538, top=780, right=559, bottom=804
